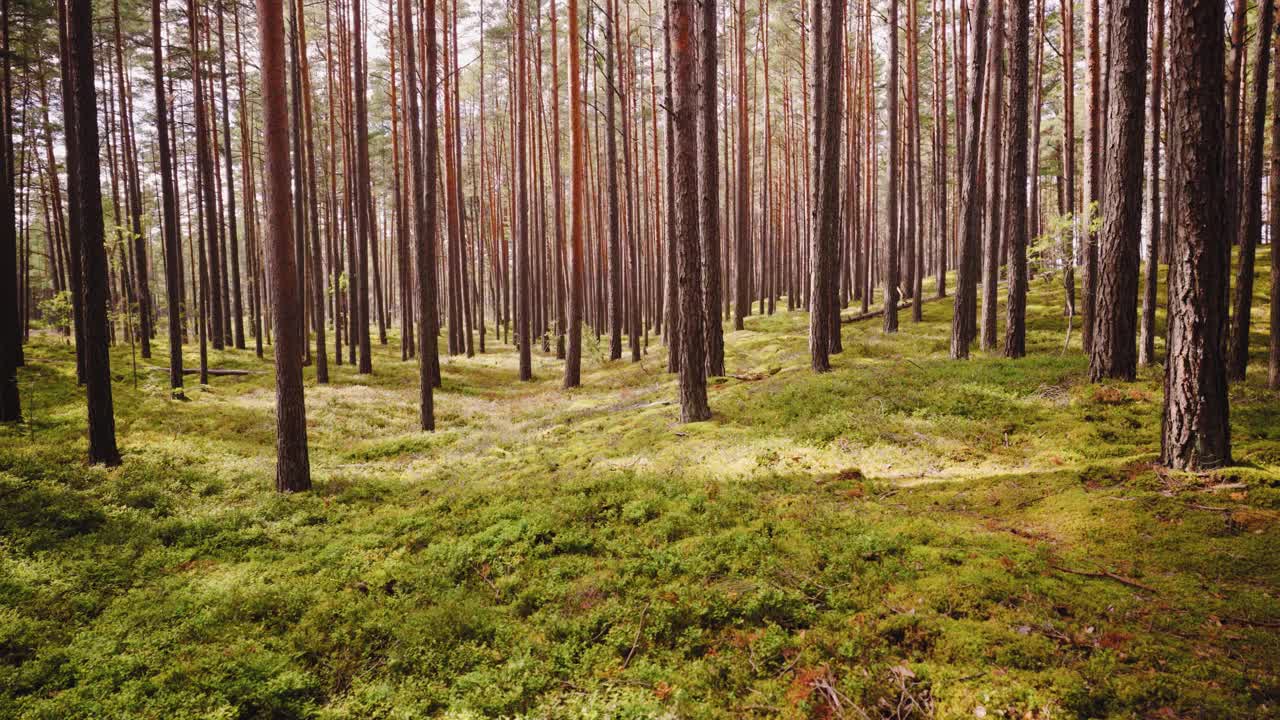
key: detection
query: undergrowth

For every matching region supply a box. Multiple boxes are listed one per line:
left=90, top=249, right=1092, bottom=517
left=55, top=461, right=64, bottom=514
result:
left=1, top=267, right=1277, bottom=719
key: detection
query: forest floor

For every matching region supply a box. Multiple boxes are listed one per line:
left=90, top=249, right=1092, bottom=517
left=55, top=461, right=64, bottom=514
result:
left=2, top=267, right=1279, bottom=719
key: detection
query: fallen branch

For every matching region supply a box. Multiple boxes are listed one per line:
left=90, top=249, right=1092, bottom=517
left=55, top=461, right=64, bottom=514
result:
left=1050, top=563, right=1159, bottom=593
left=840, top=295, right=945, bottom=324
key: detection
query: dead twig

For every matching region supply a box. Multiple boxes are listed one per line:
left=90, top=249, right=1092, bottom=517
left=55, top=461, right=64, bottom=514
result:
left=475, top=564, right=501, bottom=600
left=1050, top=563, right=1159, bottom=594
left=622, top=601, right=652, bottom=669
left=1183, top=502, right=1232, bottom=513
left=1219, top=614, right=1280, bottom=629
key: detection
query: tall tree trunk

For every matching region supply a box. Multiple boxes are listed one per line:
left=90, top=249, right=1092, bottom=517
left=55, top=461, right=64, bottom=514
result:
left=1062, top=0, right=1076, bottom=318
left=809, top=0, right=844, bottom=370
left=1270, top=25, right=1280, bottom=390
left=515, top=0, right=533, bottom=380
left=288, top=5, right=310, bottom=369
left=0, top=0, right=18, bottom=421
left=733, top=0, right=750, bottom=331
left=58, top=0, right=86, bottom=384
left=672, top=0, right=711, bottom=420
left=605, top=0, right=623, bottom=360
left=153, top=0, right=185, bottom=394
left=663, top=0, right=681, bottom=373
left=934, top=0, right=948, bottom=299
left=565, top=0, right=586, bottom=387
left=951, top=0, right=990, bottom=359
left=113, top=0, right=152, bottom=360
left=296, top=0, right=329, bottom=382
left=1223, top=0, right=1247, bottom=254
left=257, top=0, right=312, bottom=491
left=1027, top=0, right=1044, bottom=252
left=980, top=0, right=1005, bottom=350
left=700, top=0, right=725, bottom=376
left=1139, top=0, right=1163, bottom=367
left=190, top=0, right=220, bottom=376
left=190, top=1, right=225, bottom=352
left=883, top=0, right=900, bottom=333
left=1088, top=0, right=1147, bottom=381
left=907, top=0, right=922, bottom=321
left=1082, top=0, right=1101, bottom=353
left=1003, top=0, right=1030, bottom=358
left=353, top=0, right=373, bottom=373
left=1161, top=0, right=1230, bottom=471
left=402, top=0, right=437, bottom=428
left=622, top=4, right=641, bottom=363
left=1227, top=0, right=1275, bottom=381
left=551, top=0, right=567, bottom=360
left=216, top=7, right=245, bottom=350
left=65, top=0, right=121, bottom=465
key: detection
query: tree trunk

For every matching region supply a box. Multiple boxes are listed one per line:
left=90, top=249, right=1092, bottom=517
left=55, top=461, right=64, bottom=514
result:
left=733, top=0, right=750, bottom=331
left=1160, top=0, right=1230, bottom=471
left=663, top=0, right=681, bottom=374
left=402, top=0, right=437, bottom=428
left=1062, top=0, right=1077, bottom=318
left=1227, top=0, right=1275, bottom=381
left=190, top=2, right=225, bottom=353
left=1082, top=0, right=1101, bottom=354
left=0, top=0, right=18, bottom=421
left=1270, top=25, right=1280, bottom=391
left=65, top=0, right=121, bottom=465
left=113, top=0, right=152, bottom=360
left=605, top=0, right=623, bottom=360
left=257, top=0, right=312, bottom=491
left=516, top=0, right=533, bottom=380
left=907, top=0, right=922, bottom=322
left=980, top=0, right=1005, bottom=350
left=951, top=0, right=989, bottom=359
left=551, top=0, right=567, bottom=361
left=565, top=0, right=587, bottom=387
left=152, top=0, right=185, bottom=394
left=1139, top=0, right=1163, bottom=367
left=1003, top=0, right=1030, bottom=358
left=295, top=0, right=329, bottom=383
left=353, top=0, right=373, bottom=373
left=1223, top=0, right=1247, bottom=255
left=1088, top=0, right=1147, bottom=381
left=216, top=8, right=244, bottom=350
left=700, top=0, right=725, bottom=376
left=809, top=0, right=844, bottom=370
left=672, top=0, right=711, bottom=421
left=883, top=0, right=900, bottom=334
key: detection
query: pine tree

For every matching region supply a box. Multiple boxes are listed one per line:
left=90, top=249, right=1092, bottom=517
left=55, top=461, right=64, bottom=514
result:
left=1139, top=0, right=1163, bottom=367
left=1160, top=0, right=1230, bottom=471
left=565, top=0, right=587, bottom=388
left=1087, top=0, right=1147, bottom=381
left=0, top=0, right=19, bottom=422
left=951, top=0, right=990, bottom=359
left=1227, top=0, right=1275, bottom=382
left=1003, top=0, right=1030, bottom=358
left=65, top=0, right=121, bottom=465
left=256, top=0, right=311, bottom=491
left=672, top=0, right=711, bottom=420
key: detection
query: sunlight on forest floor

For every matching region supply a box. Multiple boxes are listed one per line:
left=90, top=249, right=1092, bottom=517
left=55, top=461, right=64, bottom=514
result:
left=2, top=266, right=1279, bottom=719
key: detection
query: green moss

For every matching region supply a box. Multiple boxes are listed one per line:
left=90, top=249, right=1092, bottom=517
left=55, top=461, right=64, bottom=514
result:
left=1, top=265, right=1277, bottom=718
